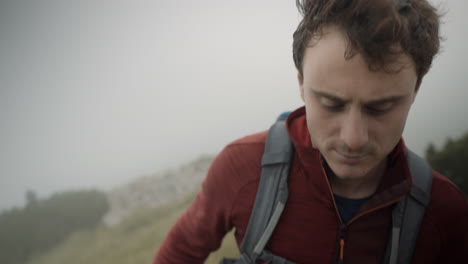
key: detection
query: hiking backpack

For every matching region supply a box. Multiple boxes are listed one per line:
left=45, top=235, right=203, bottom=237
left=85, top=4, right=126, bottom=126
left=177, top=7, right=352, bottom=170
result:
left=221, top=113, right=433, bottom=264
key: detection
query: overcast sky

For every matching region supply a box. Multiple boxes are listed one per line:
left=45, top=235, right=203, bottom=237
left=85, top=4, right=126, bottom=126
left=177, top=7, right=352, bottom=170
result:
left=1, top=0, right=467, bottom=211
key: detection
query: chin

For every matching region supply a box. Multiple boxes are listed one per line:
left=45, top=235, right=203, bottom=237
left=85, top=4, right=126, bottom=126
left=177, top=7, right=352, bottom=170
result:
left=326, top=158, right=376, bottom=181
left=330, top=166, right=372, bottom=180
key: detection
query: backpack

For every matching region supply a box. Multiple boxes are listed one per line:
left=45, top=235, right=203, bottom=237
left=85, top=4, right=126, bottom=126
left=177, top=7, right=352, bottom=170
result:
left=221, top=113, right=433, bottom=264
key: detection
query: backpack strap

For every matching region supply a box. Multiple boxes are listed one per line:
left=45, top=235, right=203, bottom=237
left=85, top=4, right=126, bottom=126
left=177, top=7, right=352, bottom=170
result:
left=234, top=114, right=294, bottom=264
left=223, top=114, right=432, bottom=264
left=386, top=148, right=433, bottom=264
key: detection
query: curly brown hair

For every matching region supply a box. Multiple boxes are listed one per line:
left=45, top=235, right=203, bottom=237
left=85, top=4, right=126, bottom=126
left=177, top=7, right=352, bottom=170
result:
left=293, top=0, right=441, bottom=89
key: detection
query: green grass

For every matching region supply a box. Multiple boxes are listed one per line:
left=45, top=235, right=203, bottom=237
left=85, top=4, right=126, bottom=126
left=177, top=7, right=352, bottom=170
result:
left=26, top=192, right=239, bottom=264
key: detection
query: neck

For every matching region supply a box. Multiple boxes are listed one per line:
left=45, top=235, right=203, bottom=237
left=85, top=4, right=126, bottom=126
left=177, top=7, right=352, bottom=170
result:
left=327, top=159, right=387, bottom=199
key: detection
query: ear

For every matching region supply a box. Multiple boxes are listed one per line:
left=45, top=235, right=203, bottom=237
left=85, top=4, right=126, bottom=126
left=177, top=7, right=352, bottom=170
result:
left=298, top=72, right=305, bottom=102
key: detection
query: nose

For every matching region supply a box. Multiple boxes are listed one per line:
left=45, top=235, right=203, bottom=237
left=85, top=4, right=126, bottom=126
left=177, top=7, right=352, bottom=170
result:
left=340, top=109, right=369, bottom=151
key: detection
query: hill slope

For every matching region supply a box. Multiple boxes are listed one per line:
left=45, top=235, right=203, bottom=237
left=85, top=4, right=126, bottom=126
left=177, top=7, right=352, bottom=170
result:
left=26, top=191, right=239, bottom=264
left=103, top=155, right=213, bottom=226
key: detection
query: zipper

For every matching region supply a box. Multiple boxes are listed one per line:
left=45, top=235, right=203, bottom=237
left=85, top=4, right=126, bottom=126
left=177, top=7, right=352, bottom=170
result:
left=320, top=165, right=344, bottom=224
left=338, top=224, right=346, bottom=264
left=320, top=164, right=347, bottom=264
left=319, top=159, right=408, bottom=263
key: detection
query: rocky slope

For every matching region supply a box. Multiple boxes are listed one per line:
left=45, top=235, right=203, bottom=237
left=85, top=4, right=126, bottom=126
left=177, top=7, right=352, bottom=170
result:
left=103, top=155, right=214, bottom=226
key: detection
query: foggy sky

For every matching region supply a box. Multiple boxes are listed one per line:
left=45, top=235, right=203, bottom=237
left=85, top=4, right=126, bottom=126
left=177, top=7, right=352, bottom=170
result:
left=1, top=0, right=467, bottom=211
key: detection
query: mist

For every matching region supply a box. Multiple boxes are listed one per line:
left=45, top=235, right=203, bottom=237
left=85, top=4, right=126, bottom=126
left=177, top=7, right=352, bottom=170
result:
left=1, top=0, right=467, bottom=211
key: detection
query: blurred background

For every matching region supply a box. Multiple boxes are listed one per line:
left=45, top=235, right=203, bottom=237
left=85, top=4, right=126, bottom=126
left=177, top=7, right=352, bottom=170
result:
left=0, top=0, right=467, bottom=263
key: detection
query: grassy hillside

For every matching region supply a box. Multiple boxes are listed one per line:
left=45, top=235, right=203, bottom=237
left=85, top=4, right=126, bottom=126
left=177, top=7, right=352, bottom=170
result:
left=0, top=189, right=108, bottom=264
left=26, top=192, right=239, bottom=264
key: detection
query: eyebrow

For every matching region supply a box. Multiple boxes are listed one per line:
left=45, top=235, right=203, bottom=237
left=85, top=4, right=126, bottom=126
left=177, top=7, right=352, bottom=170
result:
left=311, top=89, right=348, bottom=103
left=311, top=89, right=409, bottom=105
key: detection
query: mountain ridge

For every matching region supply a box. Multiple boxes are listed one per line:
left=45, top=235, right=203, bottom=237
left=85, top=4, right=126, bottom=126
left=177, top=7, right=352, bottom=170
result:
left=103, top=155, right=214, bottom=226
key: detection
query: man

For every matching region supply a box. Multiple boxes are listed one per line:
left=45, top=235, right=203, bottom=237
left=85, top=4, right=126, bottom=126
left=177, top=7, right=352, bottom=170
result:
left=154, top=0, right=468, bottom=263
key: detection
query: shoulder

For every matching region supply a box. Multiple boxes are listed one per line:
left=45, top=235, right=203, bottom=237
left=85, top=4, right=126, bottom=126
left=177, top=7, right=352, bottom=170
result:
left=425, top=170, right=468, bottom=237
left=228, top=130, right=268, bottom=147
left=203, top=130, right=268, bottom=192
left=212, top=130, right=267, bottom=170
left=420, top=171, right=468, bottom=260
left=214, top=130, right=268, bottom=170
left=429, top=171, right=467, bottom=212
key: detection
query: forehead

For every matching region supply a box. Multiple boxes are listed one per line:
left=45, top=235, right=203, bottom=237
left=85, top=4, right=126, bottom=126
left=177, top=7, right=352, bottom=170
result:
left=302, top=26, right=417, bottom=98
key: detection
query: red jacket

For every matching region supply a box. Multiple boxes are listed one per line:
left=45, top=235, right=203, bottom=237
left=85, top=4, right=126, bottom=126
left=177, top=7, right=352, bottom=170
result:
left=154, top=107, right=468, bottom=264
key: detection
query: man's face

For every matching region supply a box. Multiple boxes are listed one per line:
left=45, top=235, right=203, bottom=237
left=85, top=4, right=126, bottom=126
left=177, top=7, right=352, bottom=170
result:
left=298, top=26, right=418, bottom=181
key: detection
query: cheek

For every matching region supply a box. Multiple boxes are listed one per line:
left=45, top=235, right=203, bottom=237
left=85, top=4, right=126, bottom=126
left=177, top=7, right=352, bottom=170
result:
left=305, top=107, right=339, bottom=145
left=372, top=109, right=410, bottom=151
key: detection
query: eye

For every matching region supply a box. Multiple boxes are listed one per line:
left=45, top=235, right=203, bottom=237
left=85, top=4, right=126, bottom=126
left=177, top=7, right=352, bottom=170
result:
left=320, top=97, right=344, bottom=112
left=365, top=102, right=393, bottom=115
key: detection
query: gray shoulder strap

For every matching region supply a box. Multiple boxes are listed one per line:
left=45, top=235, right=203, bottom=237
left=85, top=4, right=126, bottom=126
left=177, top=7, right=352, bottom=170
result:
left=236, top=115, right=293, bottom=264
left=387, top=148, right=433, bottom=264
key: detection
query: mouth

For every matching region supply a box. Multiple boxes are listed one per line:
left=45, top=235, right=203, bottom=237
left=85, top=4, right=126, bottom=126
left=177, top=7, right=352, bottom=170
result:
left=333, top=150, right=367, bottom=165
